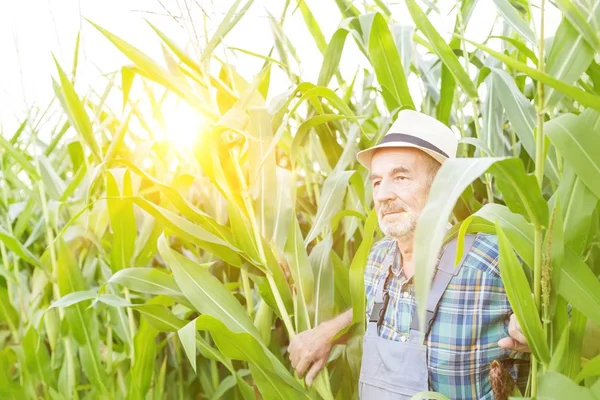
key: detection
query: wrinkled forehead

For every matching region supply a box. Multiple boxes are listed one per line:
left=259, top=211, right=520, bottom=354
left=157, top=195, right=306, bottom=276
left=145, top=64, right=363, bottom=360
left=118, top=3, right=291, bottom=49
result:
left=370, top=147, right=424, bottom=176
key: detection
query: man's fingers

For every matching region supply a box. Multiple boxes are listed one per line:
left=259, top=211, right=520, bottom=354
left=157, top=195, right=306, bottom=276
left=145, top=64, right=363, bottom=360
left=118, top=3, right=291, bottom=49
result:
left=295, top=354, right=313, bottom=377
left=288, top=338, right=305, bottom=368
left=498, top=337, right=530, bottom=352
left=508, top=323, right=527, bottom=345
left=305, top=358, right=326, bottom=387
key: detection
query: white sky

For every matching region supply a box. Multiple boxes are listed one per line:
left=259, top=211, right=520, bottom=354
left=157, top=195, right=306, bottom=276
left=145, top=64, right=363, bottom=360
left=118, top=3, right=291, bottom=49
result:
left=0, top=0, right=562, bottom=136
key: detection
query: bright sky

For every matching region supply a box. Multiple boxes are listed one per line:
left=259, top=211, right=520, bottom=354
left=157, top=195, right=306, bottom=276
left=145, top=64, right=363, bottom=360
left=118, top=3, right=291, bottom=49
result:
left=0, top=0, right=562, bottom=136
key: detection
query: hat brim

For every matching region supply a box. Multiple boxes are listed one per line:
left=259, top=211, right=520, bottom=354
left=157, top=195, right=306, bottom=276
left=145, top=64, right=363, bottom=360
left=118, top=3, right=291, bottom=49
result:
left=356, top=141, right=448, bottom=170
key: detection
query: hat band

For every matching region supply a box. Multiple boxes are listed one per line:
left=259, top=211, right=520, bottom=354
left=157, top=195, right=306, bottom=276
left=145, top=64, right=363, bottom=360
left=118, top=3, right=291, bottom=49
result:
left=380, top=133, right=449, bottom=158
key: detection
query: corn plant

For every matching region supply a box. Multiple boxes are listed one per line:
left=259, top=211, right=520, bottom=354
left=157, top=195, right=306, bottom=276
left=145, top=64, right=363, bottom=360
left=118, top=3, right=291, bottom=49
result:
left=0, top=0, right=600, bottom=399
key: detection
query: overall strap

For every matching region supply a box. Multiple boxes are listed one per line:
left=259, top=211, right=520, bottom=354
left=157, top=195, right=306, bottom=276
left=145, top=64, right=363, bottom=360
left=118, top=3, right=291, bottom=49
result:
left=367, top=246, right=398, bottom=334
left=410, top=234, right=477, bottom=336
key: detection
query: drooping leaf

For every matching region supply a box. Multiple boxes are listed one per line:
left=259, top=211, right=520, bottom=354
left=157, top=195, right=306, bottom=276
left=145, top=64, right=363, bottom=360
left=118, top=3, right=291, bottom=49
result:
left=414, top=157, right=502, bottom=329
left=496, top=222, right=551, bottom=364
left=465, top=38, right=600, bottom=112
left=0, top=226, right=40, bottom=267
left=405, top=0, right=478, bottom=99
left=489, top=158, right=549, bottom=228
left=492, top=0, right=535, bottom=44
left=157, top=235, right=262, bottom=341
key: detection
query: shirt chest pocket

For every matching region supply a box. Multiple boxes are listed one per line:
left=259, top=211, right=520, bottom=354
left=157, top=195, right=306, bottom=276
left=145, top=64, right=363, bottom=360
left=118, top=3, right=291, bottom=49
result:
left=380, top=280, right=415, bottom=339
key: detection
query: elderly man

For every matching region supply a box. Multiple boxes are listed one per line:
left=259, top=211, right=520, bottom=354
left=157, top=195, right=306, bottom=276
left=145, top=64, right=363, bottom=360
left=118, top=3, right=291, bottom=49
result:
left=288, top=110, right=529, bottom=399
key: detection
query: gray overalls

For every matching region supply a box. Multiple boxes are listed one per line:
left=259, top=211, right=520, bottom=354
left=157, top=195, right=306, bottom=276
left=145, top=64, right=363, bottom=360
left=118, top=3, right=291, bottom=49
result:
left=358, top=235, right=477, bottom=399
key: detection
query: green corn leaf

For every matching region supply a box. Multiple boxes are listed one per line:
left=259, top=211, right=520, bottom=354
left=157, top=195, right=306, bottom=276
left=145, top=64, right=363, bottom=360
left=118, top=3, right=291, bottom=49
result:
left=546, top=110, right=600, bottom=199
left=270, top=167, right=295, bottom=252
left=557, top=165, right=598, bottom=255
left=309, top=234, right=334, bottom=326
left=226, top=200, right=262, bottom=267
left=106, top=170, right=136, bottom=272
left=38, top=156, right=65, bottom=201
left=437, top=66, right=456, bottom=125
left=201, top=0, right=255, bottom=62
left=544, top=17, right=595, bottom=108
left=538, top=371, right=596, bottom=399
left=305, top=170, right=354, bottom=245
left=49, top=290, right=98, bottom=310
left=291, top=114, right=355, bottom=165
left=21, top=327, right=54, bottom=389
left=296, top=0, right=327, bottom=54
left=452, top=203, right=534, bottom=268
left=414, top=157, right=502, bottom=330
left=132, top=197, right=243, bottom=267
left=576, top=353, right=600, bottom=383
left=489, top=68, right=536, bottom=160
left=318, top=28, right=349, bottom=87
left=134, top=304, right=186, bottom=332
left=464, top=38, right=600, bottom=112
left=559, top=248, right=600, bottom=327
left=284, top=217, right=315, bottom=332
left=116, top=159, right=233, bottom=241
left=158, top=235, right=262, bottom=341
left=489, top=158, right=549, bottom=227
left=128, top=319, right=158, bottom=400
left=552, top=0, right=600, bottom=54
left=0, top=287, right=18, bottom=333
left=56, top=238, right=107, bottom=394
left=0, top=226, right=40, bottom=267
left=0, top=134, right=39, bottom=180
left=350, top=209, right=378, bottom=332
left=87, top=20, right=218, bottom=120
left=545, top=195, right=565, bottom=323
left=247, top=107, right=277, bottom=242
left=492, top=0, right=535, bottom=44
left=121, top=66, right=136, bottom=111
left=367, top=13, right=414, bottom=111
left=491, top=67, right=561, bottom=181
left=496, top=222, right=551, bottom=364
left=405, top=0, right=477, bottom=99
left=147, top=21, right=205, bottom=77
left=193, top=314, right=311, bottom=399
left=53, top=57, right=101, bottom=160
left=178, top=319, right=198, bottom=372
left=108, top=268, right=180, bottom=296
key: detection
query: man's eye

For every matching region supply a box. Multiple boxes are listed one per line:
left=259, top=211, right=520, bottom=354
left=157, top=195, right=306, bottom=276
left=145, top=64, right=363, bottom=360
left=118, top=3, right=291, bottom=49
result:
left=373, top=181, right=381, bottom=187
left=394, top=176, right=407, bottom=181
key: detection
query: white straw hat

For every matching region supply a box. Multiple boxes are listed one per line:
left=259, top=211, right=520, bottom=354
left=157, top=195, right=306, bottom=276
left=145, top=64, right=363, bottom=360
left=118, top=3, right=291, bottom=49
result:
left=356, top=110, right=458, bottom=169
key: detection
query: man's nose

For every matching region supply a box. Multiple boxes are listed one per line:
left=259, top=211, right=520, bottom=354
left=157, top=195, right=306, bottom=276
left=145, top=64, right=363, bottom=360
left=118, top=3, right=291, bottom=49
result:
left=374, top=179, right=396, bottom=203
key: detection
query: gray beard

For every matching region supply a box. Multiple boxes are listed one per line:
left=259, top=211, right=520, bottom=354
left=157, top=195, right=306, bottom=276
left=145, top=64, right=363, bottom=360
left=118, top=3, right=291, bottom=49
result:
left=378, top=211, right=418, bottom=239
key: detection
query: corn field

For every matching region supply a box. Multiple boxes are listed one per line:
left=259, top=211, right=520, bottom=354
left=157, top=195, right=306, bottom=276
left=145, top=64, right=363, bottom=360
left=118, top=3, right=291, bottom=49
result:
left=1, top=0, right=600, bottom=399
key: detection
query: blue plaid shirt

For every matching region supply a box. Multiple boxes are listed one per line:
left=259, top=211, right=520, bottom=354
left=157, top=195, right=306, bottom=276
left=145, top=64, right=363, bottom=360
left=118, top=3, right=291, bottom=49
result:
left=364, top=234, right=529, bottom=399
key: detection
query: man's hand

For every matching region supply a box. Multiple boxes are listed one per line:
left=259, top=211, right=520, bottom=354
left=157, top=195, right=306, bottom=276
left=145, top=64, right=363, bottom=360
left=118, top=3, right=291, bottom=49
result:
left=498, top=313, right=530, bottom=352
left=287, top=309, right=352, bottom=386
left=287, top=322, right=335, bottom=386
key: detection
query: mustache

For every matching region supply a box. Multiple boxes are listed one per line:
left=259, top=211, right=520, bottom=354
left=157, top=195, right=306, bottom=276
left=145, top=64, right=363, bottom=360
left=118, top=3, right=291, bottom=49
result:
left=378, top=201, right=409, bottom=217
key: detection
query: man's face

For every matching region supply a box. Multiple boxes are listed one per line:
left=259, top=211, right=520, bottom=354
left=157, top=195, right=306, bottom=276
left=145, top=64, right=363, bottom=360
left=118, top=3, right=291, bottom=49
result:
left=369, top=147, right=437, bottom=239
